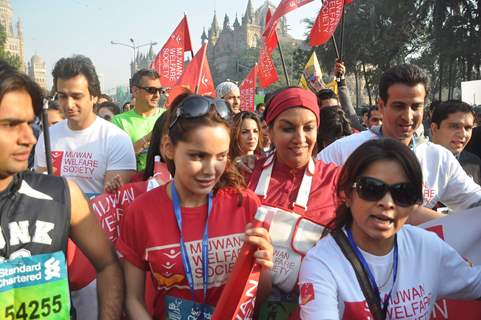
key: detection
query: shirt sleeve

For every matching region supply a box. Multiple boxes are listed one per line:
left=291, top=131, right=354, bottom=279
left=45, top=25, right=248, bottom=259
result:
left=107, top=129, right=136, bottom=171
left=434, top=233, right=481, bottom=300
left=439, top=151, right=481, bottom=211
left=116, top=201, right=148, bottom=270
left=298, top=246, right=341, bottom=320
left=34, top=132, right=46, bottom=168
left=316, top=139, right=343, bottom=166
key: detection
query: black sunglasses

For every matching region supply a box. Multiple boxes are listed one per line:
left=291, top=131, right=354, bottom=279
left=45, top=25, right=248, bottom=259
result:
left=353, top=176, right=421, bottom=207
left=138, top=86, right=165, bottom=95
left=169, top=95, right=231, bottom=129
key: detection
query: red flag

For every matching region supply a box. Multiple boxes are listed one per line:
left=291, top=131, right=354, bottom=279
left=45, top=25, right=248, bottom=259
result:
left=151, top=15, right=193, bottom=87
left=264, top=8, right=278, bottom=54
left=240, top=66, right=257, bottom=112
left=257, top=48, right=278, bottom=88
left=345, top=0, right=353, bottom=4
left=177, top=43, right=215, bottom=95
left=309, top=0, right=345, bottom=47
left=263, top=0, right=314, bottom=40
left=212, top=209, right=267, bottom=320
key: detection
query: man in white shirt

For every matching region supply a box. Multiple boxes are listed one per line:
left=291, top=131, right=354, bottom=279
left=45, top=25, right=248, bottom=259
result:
left=317, top=64, right=481, bottom=219
left=35, top=55, right=136, bottom=198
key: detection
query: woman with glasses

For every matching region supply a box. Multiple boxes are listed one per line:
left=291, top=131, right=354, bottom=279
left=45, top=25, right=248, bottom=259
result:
left=230, top=111, right=263, bottom=161
left=116, top=94, right=273, bottom=319
left=238, top=87, right=342, bottom=319
left=299, top=139, right=481, bottom=319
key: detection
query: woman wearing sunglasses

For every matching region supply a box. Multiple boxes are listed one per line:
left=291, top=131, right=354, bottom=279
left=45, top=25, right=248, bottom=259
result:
left=299, top=139, right=481, bottom=319
left=117, top=95, right=273, bottom=319
left=230, top=111, right=263, bottom=161
left=238, top=87, right=342, bottom=319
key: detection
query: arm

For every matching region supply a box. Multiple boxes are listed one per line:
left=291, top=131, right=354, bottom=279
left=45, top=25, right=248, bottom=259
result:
left=122, top=260, right=152, bottom=320
left=133, top=131, right=153, bottom=156
left=335, top=62, right=363, bottom=132
left=407, top=206, right=446, bottom=226
left=104, top=170, right=135, bottom=192
left=68, top=180, right=123, bottom=320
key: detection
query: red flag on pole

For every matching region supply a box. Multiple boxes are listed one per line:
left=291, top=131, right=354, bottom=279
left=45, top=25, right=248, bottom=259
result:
left=345, top=0, right=353, bottom=4
left=309, top=0, right=345, bottom=47
left=257, top=47, right=278, bottom=88
left=151, top=15, right=193, bottom=87
left=263, top=0, right=314, bottom=41
left=264, top=8, right=278, bottom=54
left=177, top=43, right=215, bottom=96
left=240, top=66, right=257, bottom=112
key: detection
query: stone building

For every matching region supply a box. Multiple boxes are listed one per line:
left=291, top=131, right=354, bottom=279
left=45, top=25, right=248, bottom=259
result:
left=0, top=0, right=25, bottom=67
left=131, top=44, right=156, bottom=77
left=205, top=0, right=294, bottom=83
left=27, top=54, right=48, bottom=91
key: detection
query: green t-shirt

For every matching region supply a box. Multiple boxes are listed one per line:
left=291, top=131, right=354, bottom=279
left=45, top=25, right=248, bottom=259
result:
left=112, top=108, right=164, bottom=171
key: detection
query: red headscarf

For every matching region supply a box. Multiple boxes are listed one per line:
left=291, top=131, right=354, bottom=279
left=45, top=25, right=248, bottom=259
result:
left=265, top=87, right=320, bottom=126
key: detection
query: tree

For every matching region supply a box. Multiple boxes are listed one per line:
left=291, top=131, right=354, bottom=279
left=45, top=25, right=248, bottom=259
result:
left=0, top=23, right=21, bottom=70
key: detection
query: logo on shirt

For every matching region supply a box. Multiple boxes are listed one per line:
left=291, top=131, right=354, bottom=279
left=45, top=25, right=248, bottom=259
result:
left=44, top=256, right=61, bottom=280
left=299, top=282, right=315, bottom=305
left=50, top=151, right=64, bottom=176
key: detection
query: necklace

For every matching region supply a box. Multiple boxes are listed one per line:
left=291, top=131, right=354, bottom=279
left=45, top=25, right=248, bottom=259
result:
left=378, top=262, right=394, bottom=290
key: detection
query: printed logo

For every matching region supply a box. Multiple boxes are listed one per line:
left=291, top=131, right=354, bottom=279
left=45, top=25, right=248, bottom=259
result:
left=50, top=151, right=64, bottom=176
left=300, top=282, right=315, bottom=305
left=44, top=257, right=61, bottom=280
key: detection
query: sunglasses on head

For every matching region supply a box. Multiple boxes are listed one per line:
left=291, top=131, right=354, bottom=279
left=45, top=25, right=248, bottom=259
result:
left=138, top=86, right=165, bottom=95
left=169, top=95, right=231, bottom=129
left=353, top=176, right=421, bottom=207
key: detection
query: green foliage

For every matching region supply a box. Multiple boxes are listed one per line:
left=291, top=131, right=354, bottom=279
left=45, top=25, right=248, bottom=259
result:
left=0, top=23, right=21, bottom=70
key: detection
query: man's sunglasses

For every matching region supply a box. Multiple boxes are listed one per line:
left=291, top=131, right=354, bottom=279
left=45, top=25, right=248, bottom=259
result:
left=169, top=95, right=231, bottom=129
left=353, top=176, right=422, bottom=207
left=138, top=86, right=165, bottom=95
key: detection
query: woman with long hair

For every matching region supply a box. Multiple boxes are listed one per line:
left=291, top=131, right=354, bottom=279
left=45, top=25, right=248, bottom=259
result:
left=229, top=111, right=263, bottom=160
left=117, top=95, right=273, bottom=319
left=299, top=139, right=481, bottom=319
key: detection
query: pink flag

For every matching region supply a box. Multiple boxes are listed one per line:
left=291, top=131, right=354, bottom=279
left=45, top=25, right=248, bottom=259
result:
left=240, top=66, right=257, bottom=112
left=177, top=43, right=215, bottom=96
left=257, top=48, right=279, bottom=88
left=309, top=0, right=345, bottom=47
left=263, top=0, right=314, bottom=41
left=151, top=15, right=193, bottom=87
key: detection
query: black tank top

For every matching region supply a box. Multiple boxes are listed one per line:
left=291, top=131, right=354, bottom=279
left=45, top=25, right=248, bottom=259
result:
left=0, top=171, right=70, bottom=261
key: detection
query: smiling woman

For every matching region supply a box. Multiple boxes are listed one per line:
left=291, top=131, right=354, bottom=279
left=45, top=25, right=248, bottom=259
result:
left=299, top=139, right=481, bottom=319
left=117, top=94, right=273, bottom=319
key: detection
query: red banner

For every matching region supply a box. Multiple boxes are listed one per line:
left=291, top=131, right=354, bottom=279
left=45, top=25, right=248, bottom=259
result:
left=264, top=8, right=278, bottom=54
left=309, top=0, right=344, bottom=47
left=151, top=15, right=193, bottom=87
left=177, top=42, right=215, bottom=95
left=263, top=0, right=314, bottom=41
left=240, top=66, right=257, bottom=112
left=257, top=48, right=279, bottom=88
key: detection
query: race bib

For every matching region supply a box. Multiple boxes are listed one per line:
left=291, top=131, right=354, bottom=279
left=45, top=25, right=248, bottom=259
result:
left=165, top=295, right=214, bottom=320
left=0, top=251, right=70, bottom=319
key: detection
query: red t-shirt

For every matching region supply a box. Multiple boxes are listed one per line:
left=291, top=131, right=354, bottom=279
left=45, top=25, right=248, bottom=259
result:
left=247, top=157, right=341, bottom=225
left=116, top=184, right=260, bottom=318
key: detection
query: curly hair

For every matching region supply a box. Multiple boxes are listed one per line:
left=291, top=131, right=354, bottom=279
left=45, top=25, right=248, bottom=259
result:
left=229, top=111, right=264, bottom=159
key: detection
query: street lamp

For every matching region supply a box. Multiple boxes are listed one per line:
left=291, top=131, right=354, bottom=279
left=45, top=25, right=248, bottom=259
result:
left=110, top=39, right=158, bottom=75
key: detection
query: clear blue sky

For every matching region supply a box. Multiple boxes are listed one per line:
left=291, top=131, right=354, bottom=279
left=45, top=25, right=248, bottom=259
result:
left=13, top=0, right=322, bottom=93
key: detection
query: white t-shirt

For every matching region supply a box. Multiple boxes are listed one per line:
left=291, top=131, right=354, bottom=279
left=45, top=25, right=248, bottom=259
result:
left=34, top=117, right=136, bottom=197
left=299, top=225, right=481, bottom=320
left=316, top=129, right=481, bottom=211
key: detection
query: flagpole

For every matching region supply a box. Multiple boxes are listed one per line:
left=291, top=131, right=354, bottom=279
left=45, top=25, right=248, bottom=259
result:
left=339, top=5, right=346, bottom=61
left=331, top=34, right=340, bottom=60
left=41, top=99, right=53, bottom=175
left=276, top=37, right=290, bottom=86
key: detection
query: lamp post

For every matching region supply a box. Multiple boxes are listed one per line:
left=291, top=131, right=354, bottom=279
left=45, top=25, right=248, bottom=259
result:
left=110, top=39, right=158, bottom=76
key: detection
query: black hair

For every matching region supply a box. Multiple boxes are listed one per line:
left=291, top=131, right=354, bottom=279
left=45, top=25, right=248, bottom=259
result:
left=99, top=93, right=112, bottom=102
left=0, top=59, right=43, bottom=116
left=131, top=69, right=160, bottom=88
left=367, top=105, right=380, bottom=120
left=97, top=101, right=121, bottom=115
left=48, top=100, right=62, bottom=112
left=328, top=138, right=423, bottom=231
left=430, top=100, right=475, bottom=127
left=379, top=64, right=430, bottom=104
left=256, top=102, right=265, bottom=111
left=316, top=88, right=339, bottom=106
left=318, top=106, right=352, bottom=150
left=143, top=110, right=171, bottom=180
left=52, top=55, right=101, bottom=97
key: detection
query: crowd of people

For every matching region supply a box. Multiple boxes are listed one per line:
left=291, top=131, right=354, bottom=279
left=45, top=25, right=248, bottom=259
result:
left=0, top=52, right=480, bottom=320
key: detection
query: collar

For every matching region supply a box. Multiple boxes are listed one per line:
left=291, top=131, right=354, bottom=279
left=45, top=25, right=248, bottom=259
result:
left=261, top=152, right=315, bottom=176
